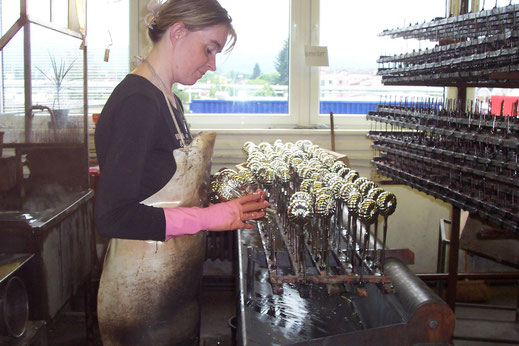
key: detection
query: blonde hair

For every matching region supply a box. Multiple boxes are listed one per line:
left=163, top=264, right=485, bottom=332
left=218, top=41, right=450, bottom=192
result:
left=148, top=0, right=237, bottom=52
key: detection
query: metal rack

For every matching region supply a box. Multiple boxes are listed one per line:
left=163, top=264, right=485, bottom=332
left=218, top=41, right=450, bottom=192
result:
left=367, top=102, right=519, bottom=232
left=380, top=4, right=519, bottom=41
left=217, top=140, right=454, bottom=345
left=377, top=4, right=519, bottom=87
left=211, top=141, right=405, bottom=298
left=371, top=2, right=519, bottom=314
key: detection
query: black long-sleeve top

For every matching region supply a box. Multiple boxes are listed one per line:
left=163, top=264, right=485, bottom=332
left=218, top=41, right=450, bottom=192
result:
left=94, top=74, right=191, bottom=241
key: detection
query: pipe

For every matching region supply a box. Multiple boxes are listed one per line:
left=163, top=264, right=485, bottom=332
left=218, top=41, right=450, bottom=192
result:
left=418, top=272, right=519, bottom=281
left=32, top=105, right=57, bottom=133
left=384, top=257, right=455, bottom=343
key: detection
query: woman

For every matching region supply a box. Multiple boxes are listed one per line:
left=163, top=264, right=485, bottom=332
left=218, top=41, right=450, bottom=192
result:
left=94, top=0, right=268, bottom=344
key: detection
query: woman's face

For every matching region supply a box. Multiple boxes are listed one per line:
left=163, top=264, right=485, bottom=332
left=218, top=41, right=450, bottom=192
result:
left=172, top=24, right=229, bottom=86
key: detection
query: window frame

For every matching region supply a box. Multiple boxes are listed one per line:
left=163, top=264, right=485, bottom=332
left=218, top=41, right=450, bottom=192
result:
left=187, top=0, right=311, bottom=130
left=130, top=0, right=371, bottom=130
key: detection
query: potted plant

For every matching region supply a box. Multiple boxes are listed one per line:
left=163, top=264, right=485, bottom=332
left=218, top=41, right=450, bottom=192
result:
left=36, top=54, right=77, bottom=128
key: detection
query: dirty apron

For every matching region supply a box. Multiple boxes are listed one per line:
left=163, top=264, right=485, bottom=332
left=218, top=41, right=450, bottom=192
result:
left=97, top=131, right=216, bottom=346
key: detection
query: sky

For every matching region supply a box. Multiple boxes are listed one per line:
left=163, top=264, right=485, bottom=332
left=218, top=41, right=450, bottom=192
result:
left=5, top=0, right=519, bottom=76
left=215, top=0, right=519, bottom=75
left=215, top=0, right=447, bottom=74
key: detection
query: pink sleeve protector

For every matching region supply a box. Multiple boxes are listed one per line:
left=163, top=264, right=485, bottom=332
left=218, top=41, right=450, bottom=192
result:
left=163, top=201, right=242, bottom=241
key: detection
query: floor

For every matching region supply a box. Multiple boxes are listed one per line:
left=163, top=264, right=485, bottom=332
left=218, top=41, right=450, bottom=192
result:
left=452, top=284, right=519, bottom=345
left=45, top=284, right=236, bottom=346
left=16, top=264, right=519, bottom=345
left=45, top=260, right=237, bottom=346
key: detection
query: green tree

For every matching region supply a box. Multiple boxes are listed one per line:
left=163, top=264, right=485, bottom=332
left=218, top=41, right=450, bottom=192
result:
left=252, top=63, right=261, bottom=79
left=259, top=72, right=280, bottom=85
left=275, top=39, right=289, bottom=85
left=254, top=83, right=275, bottom=97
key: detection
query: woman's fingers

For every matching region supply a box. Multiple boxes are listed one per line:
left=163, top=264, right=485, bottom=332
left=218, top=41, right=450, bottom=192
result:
left=238, top=208, right=265, bottom=221
left=235, top=192, right=269, bottom=212
left=236, top=192, right=262, bottom=203
left=227, top=190, right=269, bottom=224
left=245, top=210, right=266, bottom=220
left=255, top=189, right=266, bottom=201
left=236, top=190, right=267, bottom=204
left=241, top=200, right=269, bottom=213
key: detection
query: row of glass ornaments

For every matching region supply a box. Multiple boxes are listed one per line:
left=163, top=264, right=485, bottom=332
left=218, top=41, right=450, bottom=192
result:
left=209, top=139, right=397, bottom=273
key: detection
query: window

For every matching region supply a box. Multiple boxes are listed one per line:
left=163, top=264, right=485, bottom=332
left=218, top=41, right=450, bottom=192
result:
left=0, top=0, right=128, bottom=144
left=180, top=1, right=451, bottom=129
left=316, top=0, right=445, bottom=127
left=87, top=0, right=129, bottom=115
left=181, top=0, right=292, bottom=129
left=27, top=0, right=68, bottom=27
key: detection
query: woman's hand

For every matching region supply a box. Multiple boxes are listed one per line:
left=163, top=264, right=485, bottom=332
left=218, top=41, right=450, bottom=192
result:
left=211, top=191, right=269, bottom=231
left=163, top=190, right=269, bottom=240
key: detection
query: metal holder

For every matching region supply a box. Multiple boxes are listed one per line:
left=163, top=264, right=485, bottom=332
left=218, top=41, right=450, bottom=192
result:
left=377, top=4, right=519, bottom=87
left=368, top=99, right=519, bottom=233
left=216, top=140, right=409, bottom=298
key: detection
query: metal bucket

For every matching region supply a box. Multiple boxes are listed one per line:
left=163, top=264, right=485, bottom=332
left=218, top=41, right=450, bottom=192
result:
left=0, top=276, right=29, bottom=338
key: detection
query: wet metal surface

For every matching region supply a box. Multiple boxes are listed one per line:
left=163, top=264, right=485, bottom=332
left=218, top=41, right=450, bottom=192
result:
left=238, top=228, right=383, bottom=345
left=241, top=247, right=357, bottom=344
left=237, top=227, right=455, bottom=345
left=0, top=189, right=92, bottom=231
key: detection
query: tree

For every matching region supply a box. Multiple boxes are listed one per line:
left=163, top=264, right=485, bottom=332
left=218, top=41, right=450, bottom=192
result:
left=275, top=39, right=289, bottom=85
left=259, top=72, right=280, bottom=85
left=254, top=83, right=275, bottom=97
left=252, top=63, right=261, bottom=79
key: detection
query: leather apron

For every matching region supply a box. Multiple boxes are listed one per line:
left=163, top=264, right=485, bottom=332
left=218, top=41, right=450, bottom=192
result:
left=97, top=132, right=216, bottom=345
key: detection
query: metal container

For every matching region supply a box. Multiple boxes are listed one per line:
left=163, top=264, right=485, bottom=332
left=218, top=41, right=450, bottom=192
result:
left=0, top=276, right=29, bottom=338
left=0, top=190, right=95, bottom=322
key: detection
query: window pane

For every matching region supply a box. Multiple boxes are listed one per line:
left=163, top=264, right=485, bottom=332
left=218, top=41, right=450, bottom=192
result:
left=319, top=0, right=444, bottom=115
left=51, top=0, right=68, bottom=28
left=0, top=27, right=25, bottom=143
left=87, top=0, right=129, bottom=115
left=27, top=0, right=51, bottom=22
left=2, top=1, right=21, bottom=31
left=32, top=26, right=83, bottom=111
left=31, top=25, right=84, bottom=141
left=181, top=0, right=290, bottom=115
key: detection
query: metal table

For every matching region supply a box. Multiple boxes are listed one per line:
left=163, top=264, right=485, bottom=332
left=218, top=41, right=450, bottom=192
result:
left=236, top=227, right=455, bottom=345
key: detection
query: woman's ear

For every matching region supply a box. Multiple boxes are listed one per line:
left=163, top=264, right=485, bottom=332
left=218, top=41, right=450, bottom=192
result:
left=169, top=22, right=187, bottom=42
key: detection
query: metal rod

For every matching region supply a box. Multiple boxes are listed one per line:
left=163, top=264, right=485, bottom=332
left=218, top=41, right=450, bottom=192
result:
left=23, top=1, right=32, bottom=143
left=29, top=16, right=83, bottom=39
left=270, top=273, right=391, bottom=285
left=446, top=206, right=461, bottom=312
left=330, top=111, right=335, bottom=152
